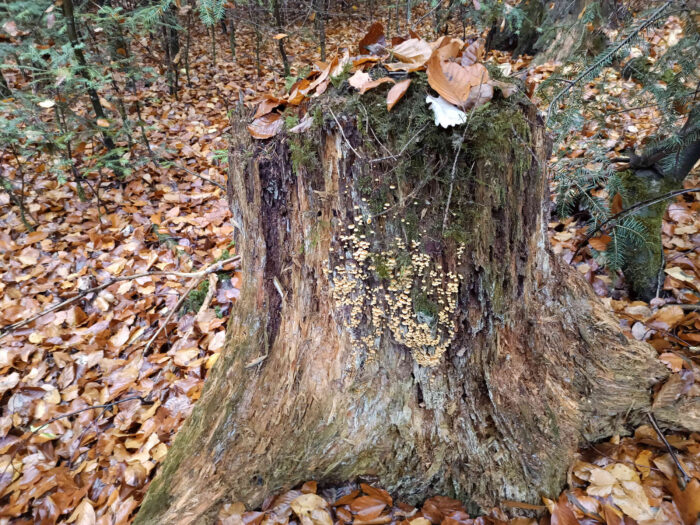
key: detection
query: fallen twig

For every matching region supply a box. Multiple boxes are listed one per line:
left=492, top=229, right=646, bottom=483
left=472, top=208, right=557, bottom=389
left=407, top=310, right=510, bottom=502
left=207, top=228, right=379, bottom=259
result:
left=646, top=411, right=691, bottom=488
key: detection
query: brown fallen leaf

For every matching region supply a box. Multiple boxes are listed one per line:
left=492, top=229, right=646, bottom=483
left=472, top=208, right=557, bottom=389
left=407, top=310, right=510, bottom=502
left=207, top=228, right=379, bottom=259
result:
left=349, top=496, right=386, bottom=520
left=358, top=22, right=385, bottom=54
left=248, top=113, right=284, bottom=140
left=387, top=79, right=411, bottom=111
left=291, top=493, right=333, bottom=525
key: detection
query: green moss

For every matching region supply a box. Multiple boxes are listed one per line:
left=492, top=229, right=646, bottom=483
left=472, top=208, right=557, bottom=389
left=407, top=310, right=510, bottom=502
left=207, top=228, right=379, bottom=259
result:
left=181, top=279, right=210, bottom=315
left=289, top=135, right=317, bottom=175
left=412, top=290, right=439, bottom=325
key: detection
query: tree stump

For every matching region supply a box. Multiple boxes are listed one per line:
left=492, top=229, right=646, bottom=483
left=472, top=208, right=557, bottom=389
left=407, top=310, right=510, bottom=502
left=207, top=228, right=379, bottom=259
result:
left=135, top=83, right=672, bottom=524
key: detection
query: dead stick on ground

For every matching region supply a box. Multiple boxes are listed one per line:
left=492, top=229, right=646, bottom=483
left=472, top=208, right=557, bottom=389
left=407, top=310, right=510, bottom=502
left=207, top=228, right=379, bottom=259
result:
left=647, top=411, right=691, bottom=488
left=0, top=255, right=241, bottom=338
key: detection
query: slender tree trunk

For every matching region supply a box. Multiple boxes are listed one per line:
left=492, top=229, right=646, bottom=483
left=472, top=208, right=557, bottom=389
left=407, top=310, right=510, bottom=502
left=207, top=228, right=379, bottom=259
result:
left=61, top=0, right=117, bottom=153
left=0, top=71, right=11, bottom=97
left=315, top=0, right=326, bottom=61
left=135, top=89, right=694, bottom=524
left=620, top=105, right=700, bottom=299
left=273, top=0, right=290, bottom=76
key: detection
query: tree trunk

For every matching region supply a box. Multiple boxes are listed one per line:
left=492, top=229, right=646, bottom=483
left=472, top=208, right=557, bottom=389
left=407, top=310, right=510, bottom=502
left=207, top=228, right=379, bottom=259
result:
left=135, top=88, right=682, bottom=524
left=486, top=0, right=612, bottom=63
left=621, top=105, right=700, bottom=300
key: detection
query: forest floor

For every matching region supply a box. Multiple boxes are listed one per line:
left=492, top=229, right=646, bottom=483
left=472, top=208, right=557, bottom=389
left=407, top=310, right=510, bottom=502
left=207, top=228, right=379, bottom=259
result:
left=0, top=8, right=699, bottom=525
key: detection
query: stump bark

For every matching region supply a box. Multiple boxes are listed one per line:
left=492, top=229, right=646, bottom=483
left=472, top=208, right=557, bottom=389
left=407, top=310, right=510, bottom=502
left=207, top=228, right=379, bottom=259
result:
left=135, top=88, right=672, bottom=524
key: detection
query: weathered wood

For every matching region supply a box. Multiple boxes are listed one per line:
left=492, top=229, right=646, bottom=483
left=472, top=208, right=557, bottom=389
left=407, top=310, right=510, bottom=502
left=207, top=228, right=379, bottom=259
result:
left=135, top=89, right=671, bottom=524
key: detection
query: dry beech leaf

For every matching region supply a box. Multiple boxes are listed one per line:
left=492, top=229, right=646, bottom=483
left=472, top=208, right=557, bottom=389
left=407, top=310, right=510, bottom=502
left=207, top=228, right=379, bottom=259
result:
left=358, top=22, right=385, bottom=54
left=542, top=495, right=578, bottom=525
left=248, top=113, right=284, bottom=140
left=349, top=71, right=394, bottom=94
left=432, top=36, right=464, bottom=61
left=648, top=305, right=684, bottom=330
left=387, top=78, right=411, bottom=111
left=359, top=77, right=394, bottom=94
left=272, top=33, right=287, bottom=40
left=349, top=495, right=386, bottom=520
left=360, top=484, right=392, bottom=506
left=464, top=82, right=493, bottom=108
left=348, top=70, right=372, bottom=90
left=461, top=38, right=485, bottom=66
left=589, top=234, right=612, bottom=251
left=390, top=38, right=432, bottom=67
left=96, top=118, right=110, bottom=128
left=667, top=478, right=700, bottom=525
left=290, top=493, right=333, bottom=525
left=426, top=55, right=471, bottom=106
left=253, top=97, right=284, bottom=119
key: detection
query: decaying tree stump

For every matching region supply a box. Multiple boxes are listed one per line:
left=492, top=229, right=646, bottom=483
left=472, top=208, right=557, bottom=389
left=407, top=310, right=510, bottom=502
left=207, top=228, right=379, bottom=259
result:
left=135, top=82, right=683, bottom=524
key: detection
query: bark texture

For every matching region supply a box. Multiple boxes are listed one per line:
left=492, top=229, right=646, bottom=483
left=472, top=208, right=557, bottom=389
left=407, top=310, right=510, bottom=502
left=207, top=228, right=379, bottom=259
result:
left=135, top=90, right=671, bottom=524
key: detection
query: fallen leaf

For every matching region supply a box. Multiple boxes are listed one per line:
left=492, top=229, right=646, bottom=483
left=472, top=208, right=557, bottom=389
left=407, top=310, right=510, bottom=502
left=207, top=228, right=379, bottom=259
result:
left=248, top=113, right=284, bottom=140
left=358, top=22, right=385, bottom=54
left=387, top=79, right=411, bottom=111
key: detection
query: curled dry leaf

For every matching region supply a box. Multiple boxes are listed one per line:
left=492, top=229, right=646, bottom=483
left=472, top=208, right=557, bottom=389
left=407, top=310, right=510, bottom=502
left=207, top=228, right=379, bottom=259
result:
left=461, top=38, right=485, bottom=67
left=426, top=56, right=488, bottom=108
left=358, top=22, right=385, bottom=54
left=289, top=113, right=313, bottom=134
left=390, top=38, right=433, bottom=68
left=432, top=36, right=464, bottom=61
left=290, top=493, right=333, bottom=525
left=248, top=113, right=284, bottom=140
left=349, top=495, right=386, bottom=520
left=464, top=82, right=493, bottom=109
left=387, top=78, right=411, bottom=111
left=254, top=96, right=284, bottom=119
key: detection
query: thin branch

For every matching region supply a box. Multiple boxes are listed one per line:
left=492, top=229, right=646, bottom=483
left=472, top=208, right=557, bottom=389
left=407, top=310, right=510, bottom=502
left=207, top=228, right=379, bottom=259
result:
left=646, top=411, right=691, bottom=488
left=546, top=0, right=673, bottom=125
left=570, top=188, right=700, bottom=261
left=29, top=395, right=151, bottom=438
left=0, top=256, right=241, bottom=338
left=329, top=108, right=364, bottom=159
left=141, top=274, right=205, bottom=356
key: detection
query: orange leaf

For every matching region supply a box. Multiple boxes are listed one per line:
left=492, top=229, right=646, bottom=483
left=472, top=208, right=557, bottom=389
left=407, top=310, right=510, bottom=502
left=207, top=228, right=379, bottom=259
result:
left=247, top=113, right=284, bottom=139
left=349, top=496, right=386, bottom=520
left=359, top=77, right=394, bottom=94
left=253, top=96, right=284, bottom=119
left=588, top=234, right=612, bottom=251
left=426, top=54, right=471, bottom=107
left=387, top=78, right=411, bottom=111
left=96, top=118, right=110, bottom=128
left=667, top=478, right=700, bottom=525
left=611, top=192, right=623, bottom=214
left=273, top=33, right=287, bottom=40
